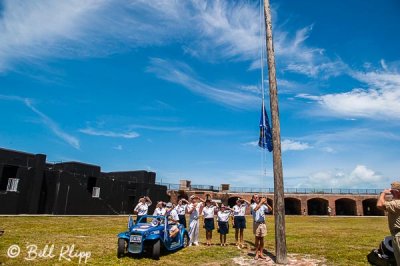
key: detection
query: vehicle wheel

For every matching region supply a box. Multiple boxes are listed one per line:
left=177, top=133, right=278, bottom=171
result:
left=117, top=238, right=126, bottom=258
left=183, top=233, right=189, bottom=248
left=152, top=239, right=160, bottom=260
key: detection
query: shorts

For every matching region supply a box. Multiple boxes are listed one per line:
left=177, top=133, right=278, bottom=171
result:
left=253, top=222, right=267, bottom=237
left=234, top=216, right=246, bottom=229
left=217, top=221, right=229, bottom=235
left=204, top=218, right=215, bottom=231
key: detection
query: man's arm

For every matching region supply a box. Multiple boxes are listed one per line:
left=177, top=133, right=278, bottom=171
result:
left=254, top=198, right=267, bottom=211
left=242, top=199, right=251, bottom=205
left=181, top=199, right=189, bottom=204
left=145, top=196, right=152, bottom=206
left=265, top=203, right=272, bottom=212
left=377, top=189, right=391, bottom=210
left=187, top=203, right=195, bottom=214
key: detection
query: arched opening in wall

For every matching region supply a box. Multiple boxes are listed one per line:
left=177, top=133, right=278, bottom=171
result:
left=335, top=198, right=356, bottom=216
left=307, top=198, right=328, bottom=215
left=177, top=191, right=188, bottom=200
left=228, top=196, right=240, bottom=208
left=363, top=198, right=384, bottom=216
left=285, top=198, right=301, bottom=215
left=267, top=198, right=273, bottom=215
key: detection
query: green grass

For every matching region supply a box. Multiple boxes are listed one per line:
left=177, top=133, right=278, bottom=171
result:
left=0, top=216, right=388, bottom=265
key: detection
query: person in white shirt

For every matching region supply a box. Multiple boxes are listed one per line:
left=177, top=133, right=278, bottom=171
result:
left=187, top=195, right=205, bottom=246
left=165, top=202, right=180, bottom=239
left=232, top=198, right=250, bottom=248
left=250, top=194, right=272, bottom=260
left=153, top=201, right=166, bottom=216
left=176, top=198, right=189, bottom=228
left=217, top=204, right=232, bottom=246
left=133, top=196, right=152, bottom=223
left=202, top=199, right=218, bottom=246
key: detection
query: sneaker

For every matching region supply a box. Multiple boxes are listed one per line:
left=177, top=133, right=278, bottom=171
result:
left=220, top=243, right=223, bottom=247
left=193, top=242, right=199, bottom=246
left=188, top=243, right=192, bottom=247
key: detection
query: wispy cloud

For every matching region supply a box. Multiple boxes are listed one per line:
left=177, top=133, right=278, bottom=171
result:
left=0, top=94, right=80, bottom=149
left=128, top=123, right=236, bottom=137
left=113, top=145, right=123, bottom=151
left=274, top=25, right=347, bottom=78
left=147, top=57, right=259, bottom=108
left=0, top=0, right=191, bottom=71
left=0, top=0, right=340, bottom=80
left=79, top=127, right=139, bottom=139
left=301, top=127, right=400, bottom=151
left=297, top=61, right=400, bottom=119
left=0, top=0, right=104, bottom=71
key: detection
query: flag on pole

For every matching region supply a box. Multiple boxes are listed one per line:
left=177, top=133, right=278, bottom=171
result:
left=258, top=101, right=273, bottom=152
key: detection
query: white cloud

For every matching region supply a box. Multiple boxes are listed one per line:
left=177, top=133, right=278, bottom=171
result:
left=299, top=165, right=387, bottom=189
left=188, top=0, right=260, bottom=61
left=79, top=127, right=139, bottom=139
left=281, top=139, right=311, bottom=152
left=0, top=94, right=80, bottom=149
left=297, top=64, right=400, bottom=119
left=147, top=57, right=259, bottom=108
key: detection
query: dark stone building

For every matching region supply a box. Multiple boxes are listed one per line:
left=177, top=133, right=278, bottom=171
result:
left=0, top=147, right=169, bottom=214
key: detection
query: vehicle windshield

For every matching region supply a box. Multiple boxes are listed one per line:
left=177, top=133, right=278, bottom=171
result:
left=137, top=215, right=164, bottom=225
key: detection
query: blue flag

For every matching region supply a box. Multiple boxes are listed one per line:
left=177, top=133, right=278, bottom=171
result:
left=258, top=102, right=273, bottom=152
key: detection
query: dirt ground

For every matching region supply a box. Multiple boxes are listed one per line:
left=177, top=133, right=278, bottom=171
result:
left=232, top=252, right=327, bottom=266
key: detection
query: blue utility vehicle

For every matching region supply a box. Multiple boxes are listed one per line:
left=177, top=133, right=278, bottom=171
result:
left=117, top=215, right=189, bottom=260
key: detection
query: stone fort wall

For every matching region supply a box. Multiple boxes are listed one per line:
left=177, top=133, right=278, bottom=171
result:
left=168, top=189, right=383, bottom=216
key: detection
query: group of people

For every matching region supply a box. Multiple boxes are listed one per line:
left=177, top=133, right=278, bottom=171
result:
left=133, top=194, right=273, bottom=259
left=133, top=181, right=400, bottom=263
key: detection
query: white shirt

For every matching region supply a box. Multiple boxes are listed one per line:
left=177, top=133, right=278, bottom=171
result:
left=250, top=203, right=270, bottom=223
left=153, top=207, right=166, bottom=216
left=134, top=202, right=150, bottom=216
left=217, top=210, right=231, bottom=222
left=168, top=209, right=180, bottom=222
left=175, top=204, right=187, bottom=215
left=202, top=206, right=216, bottom=219
left=187, top=203, right=202, bottom=220
left=232, top=204, right=247, bottom=216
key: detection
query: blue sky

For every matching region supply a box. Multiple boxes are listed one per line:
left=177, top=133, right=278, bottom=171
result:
left=1, top=0, right=399, bottom=189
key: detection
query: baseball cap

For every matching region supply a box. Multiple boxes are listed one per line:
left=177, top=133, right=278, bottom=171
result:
left=391, top=182, right=400, bottom=190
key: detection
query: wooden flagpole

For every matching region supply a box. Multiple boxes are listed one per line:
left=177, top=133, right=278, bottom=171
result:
left=263, top=0, right=288, bottom=263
